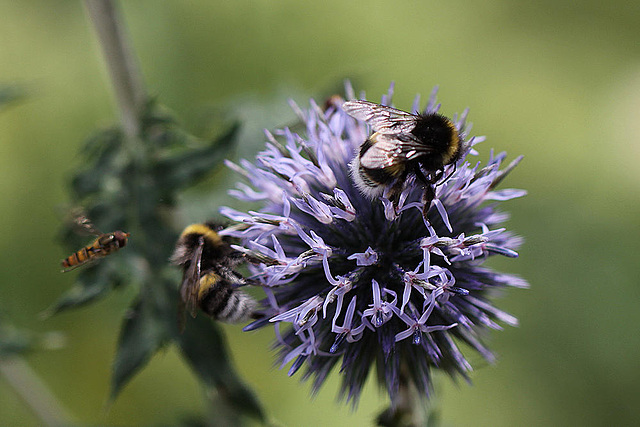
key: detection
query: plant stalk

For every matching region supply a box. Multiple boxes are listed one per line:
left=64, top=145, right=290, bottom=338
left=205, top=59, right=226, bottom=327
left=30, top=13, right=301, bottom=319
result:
left=0, top=357, right=74, bottom=426
left=84, top=0, right=147, bottom=141
left=377, top=367, right=439, bottom=427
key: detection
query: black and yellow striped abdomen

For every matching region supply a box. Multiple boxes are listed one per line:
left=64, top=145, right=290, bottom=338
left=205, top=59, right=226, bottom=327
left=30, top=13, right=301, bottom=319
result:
left=197, top=272, right=256, bottom=322
left=171, top=222, right=257, bottom=323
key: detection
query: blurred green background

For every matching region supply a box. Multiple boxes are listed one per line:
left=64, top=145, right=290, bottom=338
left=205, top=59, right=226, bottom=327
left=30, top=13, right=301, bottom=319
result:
left=1, top=1, right=639, bottom=426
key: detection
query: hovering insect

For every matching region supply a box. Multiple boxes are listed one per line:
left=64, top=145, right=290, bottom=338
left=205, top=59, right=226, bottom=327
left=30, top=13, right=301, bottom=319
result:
left=171, top=222, right=257, bottom=324
left=342, top=100, right=462, bottom=216
left=61, top=214, right=129, bottom=272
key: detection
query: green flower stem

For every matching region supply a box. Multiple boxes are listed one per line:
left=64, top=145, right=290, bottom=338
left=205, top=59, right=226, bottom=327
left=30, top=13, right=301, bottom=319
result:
left=0, top=357, right=74, bottom=426
left=84, top=0, right=147, bottom=141
left=84, top=0, right=150, bottom=238
left=376, top=367, right=438, bottom=427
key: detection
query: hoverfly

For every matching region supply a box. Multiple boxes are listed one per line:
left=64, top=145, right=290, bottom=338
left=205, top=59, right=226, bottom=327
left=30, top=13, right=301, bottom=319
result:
left=61, top=213, right=129, bottom=272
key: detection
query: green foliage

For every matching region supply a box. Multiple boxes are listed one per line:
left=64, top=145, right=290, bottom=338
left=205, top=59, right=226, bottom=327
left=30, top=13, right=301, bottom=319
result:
left=0, top=313, right=64, bottom=359
left=0, top=84, right=26, bottom=111
left=178, top=315, right=264, bottom=423
left=110, top=285, right=177, bottom=400
left=49, top=101, right=264, bottom=424
left=0, top=319, right=33, bottom=359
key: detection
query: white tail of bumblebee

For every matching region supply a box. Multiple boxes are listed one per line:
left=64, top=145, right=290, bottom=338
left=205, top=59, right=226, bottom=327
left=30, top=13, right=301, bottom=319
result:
left=214, top=290, right=257, bottom=323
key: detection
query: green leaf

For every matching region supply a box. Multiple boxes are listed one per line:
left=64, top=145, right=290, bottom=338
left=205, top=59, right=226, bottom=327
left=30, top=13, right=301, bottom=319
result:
left=70, top=128, right=125, bottom=199
left=154, top=123, right=240, bottom=192
left=0, top=323, right=33, bottom=358
left=54, top=90, right=262, bottom=420
left=42, top=265, right=121, bottom=317
left=178, top=315, right=265, bottom=423
left=110, top=284, right=176, bottom=400
left=0, top=84, right=26, bottom=109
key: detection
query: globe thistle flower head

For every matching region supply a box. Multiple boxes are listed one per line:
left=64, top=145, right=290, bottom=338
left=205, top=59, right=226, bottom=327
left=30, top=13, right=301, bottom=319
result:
left=221, top=83, right=527, bottom=404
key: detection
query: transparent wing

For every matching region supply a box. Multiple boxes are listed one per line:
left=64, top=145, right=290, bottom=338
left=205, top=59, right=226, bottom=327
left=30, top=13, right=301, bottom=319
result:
left=61, top=256, right=97, bottom=272
left=70, top=208, right=102, bottom=236
left=180, top=237, right=204, bottom=318
left=360, top=133, right=437, bottom=169
left=58, top=205, right=101, bottom=236
left=342, top=100, right=417, bottom=135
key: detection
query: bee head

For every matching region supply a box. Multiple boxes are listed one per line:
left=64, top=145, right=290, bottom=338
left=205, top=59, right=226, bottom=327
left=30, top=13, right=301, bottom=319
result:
left=413, top=114, right=458, bottom=148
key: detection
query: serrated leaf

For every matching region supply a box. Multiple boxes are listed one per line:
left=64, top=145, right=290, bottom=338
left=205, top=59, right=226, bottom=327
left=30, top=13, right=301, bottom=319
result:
left=110, top=283, right=176, bottom=400
left=178, top=315, right=265, bottom=422
left=42, top=267, right=118, bottom=317
left=154, top=123, right=240, bottom=192
left=79, top=127, right=123, bottom=160
left=70, top=129, right=125, bottom=198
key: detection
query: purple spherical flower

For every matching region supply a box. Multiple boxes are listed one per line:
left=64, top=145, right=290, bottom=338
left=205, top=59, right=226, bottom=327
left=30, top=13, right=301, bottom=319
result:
left=220, top=83, right=527, bottom=404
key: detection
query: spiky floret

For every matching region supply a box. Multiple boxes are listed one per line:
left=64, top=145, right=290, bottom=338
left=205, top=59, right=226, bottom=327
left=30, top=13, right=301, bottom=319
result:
left=221, top=83, right=527, bottom=403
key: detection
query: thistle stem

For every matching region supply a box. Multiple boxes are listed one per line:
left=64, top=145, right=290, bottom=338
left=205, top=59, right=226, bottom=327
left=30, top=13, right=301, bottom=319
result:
left=84, top=0, right=147, bottom=141
left=377, top=369, right=438, bottom=427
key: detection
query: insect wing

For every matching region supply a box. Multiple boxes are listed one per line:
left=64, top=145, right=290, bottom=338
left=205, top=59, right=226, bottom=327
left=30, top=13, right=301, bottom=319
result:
left=180, top=237, right=204, bottom=318
left=343, top=101, right=417, bottom=135
left=61, top=256, right=94, bottom=272
left=73, top=214, right=103, bottom=236
left=360, top=133, right=436, bottom=169
left=359, top=134, right=401, bottom=169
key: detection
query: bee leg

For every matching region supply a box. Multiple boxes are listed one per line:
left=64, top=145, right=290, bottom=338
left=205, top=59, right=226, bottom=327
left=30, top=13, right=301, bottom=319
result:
left=414, top=165, right=438, bottom=219
left=389, top=180, right=404, bottom=206
left=413, top=165, right=430, bottom=187
left=216, top=265, right=260, bottom=287
left=242, top=277, right=262, bottom=287
left=217, top=266, right=241, bottom=282
left=243, top=251, right=282, bottom=266
left=386, top=170, right=409, bottom=209
left=421, top=185, right=436, bottom=219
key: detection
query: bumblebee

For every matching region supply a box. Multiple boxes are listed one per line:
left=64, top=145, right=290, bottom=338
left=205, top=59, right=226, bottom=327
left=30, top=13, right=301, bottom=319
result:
left=61, top=214, right=129, bottom=272
left=171, top=222, right=256, bottom=323
left=342, top=100, right=462, bottom=216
